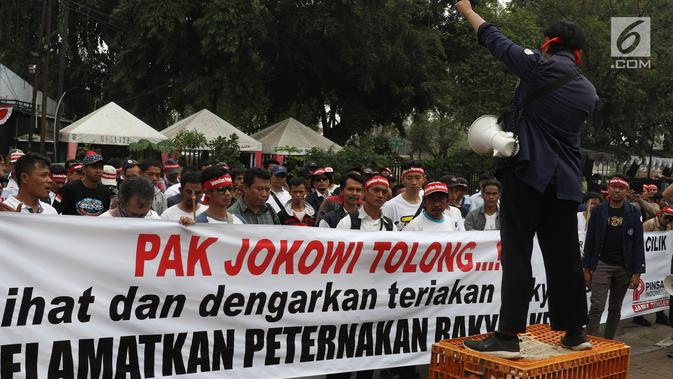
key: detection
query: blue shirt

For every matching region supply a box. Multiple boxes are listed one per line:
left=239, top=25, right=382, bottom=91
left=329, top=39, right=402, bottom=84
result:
left=478, top=23, right=599, bottom=202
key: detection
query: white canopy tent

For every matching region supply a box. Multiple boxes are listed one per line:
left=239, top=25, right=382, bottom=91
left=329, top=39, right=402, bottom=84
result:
left=59, top=102, right=166, bottom=145
left=252, top=117, right=341, bottom=155
left=160, top=109, right=261, bottom=152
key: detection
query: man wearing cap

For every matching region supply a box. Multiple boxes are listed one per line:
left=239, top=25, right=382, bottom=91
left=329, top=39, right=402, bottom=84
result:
left=0, top=148, right=25, bottom=200
left=56, top=152, right=112, bottom=216
left=163, top=158, right=182, bottom=190
left=229, top=167, right=279, bottom=225
left=404, top=182, right=462, bottom=231
left=195, top=166, right=243, bottom=224
left=584, top=174, right=645, bottom=340
left=336, top=176, right=394, bottom=231
left=161, top=171, right=208, bottom=221
left=643, top=206, right=673, bottom=232
left=0, top=153, right=58, bottom=214
left=465, top=179, right=502, bottom=231
left=306, top=168, right=333, bottom=212
left=447, top=176, right=472, bottom=218
left=47, top=164, right=67, bottom=206
left=383, top=162, right=425, bottom=230
left=456, top=0, right=599, bottom=356
left=266, top=165, right=291, bottom=213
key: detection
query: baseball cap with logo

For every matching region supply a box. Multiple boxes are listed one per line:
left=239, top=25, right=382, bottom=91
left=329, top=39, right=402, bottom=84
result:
left=101, top=165, right=117, bottom=186
left=272, top=165, right=288, bottom=176
left=82, top=152, right=107, bottom=166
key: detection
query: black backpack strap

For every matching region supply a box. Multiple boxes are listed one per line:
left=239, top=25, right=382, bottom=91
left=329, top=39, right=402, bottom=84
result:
left=520, top=68, right=582, bottom=110
left=382, top=216, right=394, bottom=231
left=270, top=191, right=291, bottom=221
left=270, top=191, right=285, bottom=210
left=349, top=211, right=361, bottom=230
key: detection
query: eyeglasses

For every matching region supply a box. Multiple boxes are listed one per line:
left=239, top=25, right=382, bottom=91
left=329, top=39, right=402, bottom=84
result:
left=212, top=186, right=233, bottom=193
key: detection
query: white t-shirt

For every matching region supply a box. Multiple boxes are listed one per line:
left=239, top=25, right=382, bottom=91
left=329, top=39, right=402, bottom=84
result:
left=3, top=194, right=58, bottom=215
left=403, top=211, right=458, bottom=232
left=484, top=212, right=498, bottom=231
left=469, top=192, right=484, bottom=210
left=336, top=207, right=388, bottom=231
left=201, top=213, right=244, bottom=224
left=161, top=203, right=209, bottom=220
left=382, top=193, right=422, bottom=230
left=444, top=206, right=465, bottom=231
left=99, top=209, right=162, bottom=219
left=165, top=183, right=181, bottom=197
left=1, top=177, right=19, bottom=200
left=267, top=189, right=292, bottom=213
left=577, top=212, right=588, bottom=232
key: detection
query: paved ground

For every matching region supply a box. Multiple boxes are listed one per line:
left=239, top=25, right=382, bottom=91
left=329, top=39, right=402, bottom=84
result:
left=304, top=313, right=673, bottom=378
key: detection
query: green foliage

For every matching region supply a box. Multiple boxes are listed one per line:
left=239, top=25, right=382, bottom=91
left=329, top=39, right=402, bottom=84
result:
left=207, top=134, right=240, bottom=165
left=171, top=130, right=207, bottom=152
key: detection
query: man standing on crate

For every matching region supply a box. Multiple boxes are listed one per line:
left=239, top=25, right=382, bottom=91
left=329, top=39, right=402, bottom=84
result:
left=455, top=1, right=598, bottom=358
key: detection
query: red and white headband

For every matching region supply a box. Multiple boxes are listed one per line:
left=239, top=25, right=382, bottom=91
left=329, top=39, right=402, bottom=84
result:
left=423, top=181, right=449, bottom=196
left=49, top=173, right=67, bottom=182
left=163, top=163, right=180, bottom=171
left=365, top=176, right=390, bottom=190
left=402, top=167, right=425, bottom=177
left=609, top=177, right=629, bottom=189
left=68, top=163, right=84, bottom=173
left=204, top=175, right=233, bottom=190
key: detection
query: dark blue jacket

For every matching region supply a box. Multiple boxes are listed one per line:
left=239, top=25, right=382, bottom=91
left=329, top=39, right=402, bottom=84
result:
left=478, top=23, right=599, bottom=203
left=582, top=201, right=646, bottom=276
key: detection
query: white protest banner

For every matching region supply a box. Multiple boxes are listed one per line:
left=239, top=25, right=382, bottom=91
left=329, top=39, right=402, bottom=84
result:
left=0, top=213, right=670, bottom=378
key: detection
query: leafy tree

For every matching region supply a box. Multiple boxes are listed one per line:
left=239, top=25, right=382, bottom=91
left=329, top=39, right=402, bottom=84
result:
left=208, top=134, right=240, bottom=165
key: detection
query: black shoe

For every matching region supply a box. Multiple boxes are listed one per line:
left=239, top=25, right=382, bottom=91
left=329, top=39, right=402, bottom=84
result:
left=633, top=316, right=652, bottom=326
left=561, top=329, right=592, bottom=351
left=463, top=333, right=522, bottom=359
left=655, top=313, right=669, bottom=326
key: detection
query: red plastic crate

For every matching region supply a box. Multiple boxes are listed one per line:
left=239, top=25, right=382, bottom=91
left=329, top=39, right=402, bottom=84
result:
left=429, top=324, right=630, bottom=379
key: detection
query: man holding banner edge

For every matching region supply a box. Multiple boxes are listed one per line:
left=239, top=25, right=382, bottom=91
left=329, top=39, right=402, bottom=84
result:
left=455, top=0, right=599, bottom=358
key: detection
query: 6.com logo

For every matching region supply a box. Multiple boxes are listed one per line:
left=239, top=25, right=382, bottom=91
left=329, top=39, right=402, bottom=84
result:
left=611, top=17, right=651, bottom=69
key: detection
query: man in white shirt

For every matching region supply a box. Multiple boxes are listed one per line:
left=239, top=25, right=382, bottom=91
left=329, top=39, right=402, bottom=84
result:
left=0, top=148, right=24, bottom=200
left=336, top=176, right=394, bottom=231
left=383, top=162, right=425, bottom=230
left=0, top=153, right=58, bottom=214
left=405, top=182, right=461, bottom=231
left=577, top=192, right=600, bottom=232
left=99, top=176, right=161, bottom=219
left=161, top=171, right=208, bottom=221
left=266, top=165, right=291, bottom=212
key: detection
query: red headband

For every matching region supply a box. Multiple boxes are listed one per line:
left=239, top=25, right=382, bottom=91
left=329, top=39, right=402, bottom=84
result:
left=68, top=163, right=84, bottom=173
left=540, top=36, right=582, bottom=65
left=204, top=175, right=233, bottom=190
left=365, top=176, right=390, bottom=190
left=423, top=181, right=449, bottom=196
left=102, top=172, right=116, bottom=180
left=609, top=178, right=629, bottom=189
left=402, top=167, right=425, bottom=177
left=49, top=173, right=67, bottom=182
left=164, top=163, right=180, bottom=171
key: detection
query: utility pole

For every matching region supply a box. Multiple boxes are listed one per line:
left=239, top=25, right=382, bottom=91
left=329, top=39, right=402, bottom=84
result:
left=29, top=0, right=48, bottom=153
left=39, top=0, right=54, bottom=156
left=55, top=0, right=70, bottom=161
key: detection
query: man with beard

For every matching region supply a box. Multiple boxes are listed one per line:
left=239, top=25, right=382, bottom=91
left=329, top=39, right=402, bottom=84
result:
left=56, top=152, right=112, bottom=216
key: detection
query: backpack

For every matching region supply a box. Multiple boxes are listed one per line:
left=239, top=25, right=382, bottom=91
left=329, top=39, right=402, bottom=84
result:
left=349, top=211, right=394, bottom=231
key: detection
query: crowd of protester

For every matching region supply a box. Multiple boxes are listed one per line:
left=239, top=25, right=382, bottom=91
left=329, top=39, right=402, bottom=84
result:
left=1, top=148, right=672, bottom=368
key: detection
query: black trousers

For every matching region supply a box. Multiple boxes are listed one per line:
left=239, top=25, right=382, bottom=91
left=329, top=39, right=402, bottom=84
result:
left=497, top=168, right=588, bottom=333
